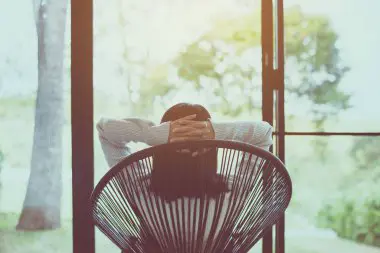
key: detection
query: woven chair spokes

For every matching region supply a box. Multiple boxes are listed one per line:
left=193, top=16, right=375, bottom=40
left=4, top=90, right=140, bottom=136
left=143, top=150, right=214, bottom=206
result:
left=91, top=140, right=292, bottom=253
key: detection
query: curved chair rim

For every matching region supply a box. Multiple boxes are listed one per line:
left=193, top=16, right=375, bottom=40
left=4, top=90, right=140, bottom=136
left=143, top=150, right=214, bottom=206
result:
left=90, top=139, right=292, bottom=210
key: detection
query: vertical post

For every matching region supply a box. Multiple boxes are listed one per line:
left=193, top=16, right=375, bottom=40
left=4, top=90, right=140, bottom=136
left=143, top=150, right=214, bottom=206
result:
left=262, top=0, right=274, bottom=126
left=274, top=0, right=286, bottom=252
left=261, top=0, right=274, bottom=252
left=274, top=0, right=285, bottom=168
left=71, top=0, right=95, bottom=252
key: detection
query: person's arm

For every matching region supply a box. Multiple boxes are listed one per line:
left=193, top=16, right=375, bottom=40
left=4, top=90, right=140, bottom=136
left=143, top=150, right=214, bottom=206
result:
left=210, top=121, right=273, bottom=178
left=96, top=117, right=170, bottom=167
left=210, top=121, right=273, bottom=150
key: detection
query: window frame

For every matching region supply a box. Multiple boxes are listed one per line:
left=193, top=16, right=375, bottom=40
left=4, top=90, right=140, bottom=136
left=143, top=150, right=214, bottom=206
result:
left=71, top=0, right=95, bottom=252
left=70, top=0, right=380, bottom=252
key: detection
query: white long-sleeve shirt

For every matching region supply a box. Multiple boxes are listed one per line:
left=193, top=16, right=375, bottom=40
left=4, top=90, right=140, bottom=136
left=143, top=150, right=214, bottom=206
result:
left=96, top=117, right=273, bottom=167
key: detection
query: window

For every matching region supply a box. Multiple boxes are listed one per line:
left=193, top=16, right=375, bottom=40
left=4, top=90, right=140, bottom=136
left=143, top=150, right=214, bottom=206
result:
left=284, top=136, right=380, bottom=252
left=283, top=0, right=380, bottom=133
left=270, top=1, right=380, bottom=252
left=93, top=0, right=263, bottom=252
left=67, top=0, right=380, bottom=253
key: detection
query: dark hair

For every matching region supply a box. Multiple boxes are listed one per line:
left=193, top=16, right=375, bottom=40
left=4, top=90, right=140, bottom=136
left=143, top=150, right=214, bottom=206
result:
left=160, top=103, right=211, bottom=123
left=150, top=103, right=229, bottom=200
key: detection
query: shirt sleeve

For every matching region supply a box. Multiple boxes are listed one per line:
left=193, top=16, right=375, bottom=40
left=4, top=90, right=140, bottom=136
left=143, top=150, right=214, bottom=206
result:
left=210, top=121, right=273, bottom=178
left=210, top=120, right=273, bottom=150
left=97, top=117, right=272, bottom=167
left=96, top=117, right=170, bottom=167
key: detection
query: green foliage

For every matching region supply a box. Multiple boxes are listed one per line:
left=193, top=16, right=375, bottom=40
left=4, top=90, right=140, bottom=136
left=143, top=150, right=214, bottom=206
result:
left=0, top=212, right=19, bottom=229
left=0, top=149, right=3, bottom=168
left=316, top=138, right=380, bottom=248
left=311, top=138, right=329, bottom=162
left=284, top=7, right=351, bottom=129
left=350, top=137, right=380, bottom=171
left=0, top=149, right=3, bottom=178
left=0, top=97, right=36, bottom=118
left=143, top=6, right=351, bottom=128
left=0, top=149, right=3, bottom=198
left=338, top=137, right=380, bottom=192
left=317, top=190, right=380, bottom=248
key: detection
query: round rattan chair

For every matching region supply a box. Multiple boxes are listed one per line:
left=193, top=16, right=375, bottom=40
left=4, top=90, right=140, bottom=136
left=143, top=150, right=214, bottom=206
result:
left=90, top=140, right=292, bottom=253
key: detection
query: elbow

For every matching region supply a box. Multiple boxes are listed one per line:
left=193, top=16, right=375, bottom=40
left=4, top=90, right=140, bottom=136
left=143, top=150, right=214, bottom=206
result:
left=96, top=118, right=103, bottom=133
left=259, top=122, right=273, bottom=150
left=96, top=117, right=108, bottom=137
left=266, top=124, right=274, bottom=148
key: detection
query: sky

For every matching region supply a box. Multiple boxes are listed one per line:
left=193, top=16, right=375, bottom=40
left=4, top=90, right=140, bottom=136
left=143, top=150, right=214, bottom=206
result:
left=285, top=0, right=380, bottom=120
left=0, top=0, right=379, bottom=121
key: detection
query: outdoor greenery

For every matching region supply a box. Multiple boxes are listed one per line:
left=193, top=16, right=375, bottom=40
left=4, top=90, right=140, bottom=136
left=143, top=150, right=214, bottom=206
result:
left=317, top=186, right=380, bottom=247
left=0, top=149, right=3, bottom=170
left=316, top=137, right=380, bottom=247
left=0, top=149, right=3, bottom=191
left=139, top=6, right=350, bottom=129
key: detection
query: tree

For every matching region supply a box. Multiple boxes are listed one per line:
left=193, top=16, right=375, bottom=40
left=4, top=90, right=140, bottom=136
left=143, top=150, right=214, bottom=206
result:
left=318, top=137, right=380, bottom=247
left=140, top=6, right=351, bottom=128
left=116, top=0, right=150, bottom=114
left=351, top=137, right=380, bottom=171
left=341, top=137, right=380, bottom=189
left=17, top=0, right=68, bottom=230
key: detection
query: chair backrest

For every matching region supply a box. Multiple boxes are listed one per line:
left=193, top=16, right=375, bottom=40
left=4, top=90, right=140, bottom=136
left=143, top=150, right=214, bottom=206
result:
left=90, top=140, right=292, bottom=253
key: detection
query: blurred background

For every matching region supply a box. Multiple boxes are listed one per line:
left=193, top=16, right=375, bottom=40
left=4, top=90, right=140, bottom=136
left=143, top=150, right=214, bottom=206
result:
left=0, top=0, right=379, bottom=252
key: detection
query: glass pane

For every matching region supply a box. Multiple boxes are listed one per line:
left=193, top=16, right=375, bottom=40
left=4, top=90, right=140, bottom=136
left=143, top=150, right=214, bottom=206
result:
left=93, top=0, right=263, bottom=123
left=284, top=0, right=380, bottom=132
left=94, top=0, right=262, bottom=251
left=0, top=0, right=72, bottom=252
left=285, top=136, right=380, bottom=253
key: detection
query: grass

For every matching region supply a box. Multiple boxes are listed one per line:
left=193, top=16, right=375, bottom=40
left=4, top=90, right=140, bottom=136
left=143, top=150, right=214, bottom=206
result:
left=0, top=212, right=119, bottom=253
left=0, top=213, right=72, bottom=253
left=1, top=211, right=380, bottom=253
left=0, top=212, right=320, bottom=253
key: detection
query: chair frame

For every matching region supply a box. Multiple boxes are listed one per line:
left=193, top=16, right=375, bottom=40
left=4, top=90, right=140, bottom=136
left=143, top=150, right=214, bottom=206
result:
left=90, top=140, right=292, bottom=253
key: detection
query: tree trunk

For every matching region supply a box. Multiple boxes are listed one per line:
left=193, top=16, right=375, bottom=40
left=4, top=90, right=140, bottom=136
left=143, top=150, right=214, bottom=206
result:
left=17, top=0, right=68, bottom=230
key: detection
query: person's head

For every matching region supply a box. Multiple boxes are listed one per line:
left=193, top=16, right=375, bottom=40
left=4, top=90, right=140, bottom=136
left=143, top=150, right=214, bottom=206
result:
left=161, top=103, right=211, bottom=156
left=160, top=103, right=211, bottom=124
left=151, top=103, right=228, bottom=200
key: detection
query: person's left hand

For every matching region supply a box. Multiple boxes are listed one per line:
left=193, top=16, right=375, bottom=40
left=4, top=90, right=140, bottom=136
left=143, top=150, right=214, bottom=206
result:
left=171, top=119, right=215, bottom=156
left=170, top=119, right=215, bottom=142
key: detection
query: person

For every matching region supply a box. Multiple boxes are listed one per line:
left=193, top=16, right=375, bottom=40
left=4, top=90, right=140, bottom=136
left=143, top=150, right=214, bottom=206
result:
left=96, top=102, right=273, bottom=252
left=151, top=103, right=229, bottom=200
left=97, top=103, right=273, bottom=168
